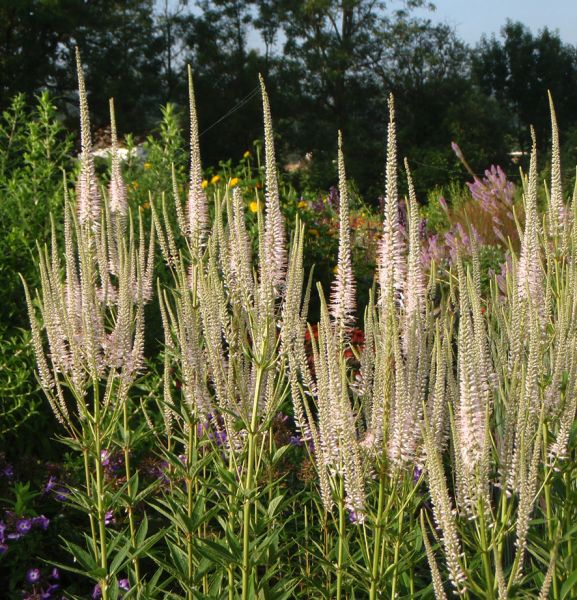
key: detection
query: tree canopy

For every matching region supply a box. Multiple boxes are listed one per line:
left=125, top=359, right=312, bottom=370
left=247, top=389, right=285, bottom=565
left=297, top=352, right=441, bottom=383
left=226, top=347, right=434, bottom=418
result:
left=2, top=1, right=576, bottom=198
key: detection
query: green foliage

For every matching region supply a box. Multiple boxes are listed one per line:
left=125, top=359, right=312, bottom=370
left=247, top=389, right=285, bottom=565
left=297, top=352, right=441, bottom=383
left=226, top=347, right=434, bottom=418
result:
left=0, top=93, right=71, bottom=441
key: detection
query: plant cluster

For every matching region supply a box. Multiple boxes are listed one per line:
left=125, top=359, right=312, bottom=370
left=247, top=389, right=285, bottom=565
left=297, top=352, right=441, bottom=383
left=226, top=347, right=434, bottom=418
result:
left=19, top=53, right=577, bottom=600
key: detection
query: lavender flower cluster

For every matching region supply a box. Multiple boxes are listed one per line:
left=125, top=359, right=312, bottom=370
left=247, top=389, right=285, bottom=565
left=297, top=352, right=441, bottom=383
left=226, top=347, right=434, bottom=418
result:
left=0, top=512, right=49, bottom=554
left=22, top=567, right=61, bottom=600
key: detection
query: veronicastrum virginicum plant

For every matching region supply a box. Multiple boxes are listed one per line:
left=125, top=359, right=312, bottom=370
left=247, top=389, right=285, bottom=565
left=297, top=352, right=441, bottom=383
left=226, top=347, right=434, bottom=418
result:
left=419, top=107, right=577, bottom=599
left=152, top=68, right=301, bottom=599
left=23, top=49, right=155, bottom=599
left=24, top=50, right=577, bottom=600
left=283, top=96, right=438, bottom=598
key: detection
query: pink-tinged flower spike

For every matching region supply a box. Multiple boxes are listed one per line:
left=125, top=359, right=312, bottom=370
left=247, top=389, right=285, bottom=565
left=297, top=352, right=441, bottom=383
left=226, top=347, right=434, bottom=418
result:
left=330, top=131, right=356, bottom=339
left=75, top=47, right=101, bottom=229
left=187, top=65, right=209, bottom=250
left=547, top=92, right=566, bottom=246
left=108, top=98, right=127, bottom=219
left=423, top=424, right=467, bottom=595
left=378, top=95, right=405, bottom=309
left=404, top=159, right=426, bottom=348
left=516, top=128, right=543, bottom=308
left=454, top=258, right=491, bottom=512
left=421, top=511, right=449, bottom=600
left=259, top=74, right=286, bottom=290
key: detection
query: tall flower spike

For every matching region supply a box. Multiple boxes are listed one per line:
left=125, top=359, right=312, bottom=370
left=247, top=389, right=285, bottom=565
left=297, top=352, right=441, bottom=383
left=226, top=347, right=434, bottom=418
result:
left=379, top=94, right=405, bottom=308
left=517, top=128, right=542, bottom=306
left=75, top=48, right=101, bottom=229
left=259, top=74, right=286, bottom=289
left=330, top=131, right=356, bottom=337
left=548, top=91, right=564, bottom=240
left=404, top=159, right=426, bottom=349
left=108, top=98, right=127, bottom=218
left=187, top=65, right=209, bottom=248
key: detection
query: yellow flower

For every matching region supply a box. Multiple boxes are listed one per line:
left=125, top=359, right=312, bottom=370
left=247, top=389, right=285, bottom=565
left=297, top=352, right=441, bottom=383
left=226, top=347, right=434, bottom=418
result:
left=229, top=177, right=239, bottom=188
left=249, top=201, right=259, bottom=213
left=139, top=201, right=150, bottom=211
left=297, top=200, right=307, bottom=209
left=210, top=174, right=221, bottom=185
left=143, top=162, right=152, bottom=170
left=243, top=150, right=251, bottom=158
left=333, top=265, right=338, bottom=274
left=201, top=179, right=208, bottom=189
left=309, top=228, right=319, bottom=237
left=132, top=181, right=139, bottom=190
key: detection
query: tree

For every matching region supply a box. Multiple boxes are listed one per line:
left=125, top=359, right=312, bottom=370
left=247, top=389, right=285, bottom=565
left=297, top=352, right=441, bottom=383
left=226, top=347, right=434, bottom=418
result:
left=0, top=0, right=77, bottom=105
left=473, top=21, right=577, bottom=153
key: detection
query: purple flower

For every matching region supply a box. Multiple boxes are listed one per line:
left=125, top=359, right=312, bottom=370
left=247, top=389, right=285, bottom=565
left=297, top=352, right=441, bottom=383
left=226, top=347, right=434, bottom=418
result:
left=100, top=449, right=110, bottom=467
left=54, top=487, right=69, bottom=502
left=211, top=429, right=227, bottom=447
left=92, top=583, right=102, bottom=599
left=413, top=465, right=423, bottom=484
left=32, top=515, right=50, bottom=530
left=118, top=578, right=130, bottom=591
left=26, top=568, right=41, bottom=584
left=40, top=583, right=60, bottom=600
left=289, top=435, right=302, bottom=447
left=2, top=464, right=14, bottom=479
left=348, top=510, right=358, bottom=524
left=276, top=412, right=289, bottom=424
left=104, top=511, right=115, bottom=527
left=49, top=567, right=60, bottom=580
left=16, top=518, right=32, bottom=535
left=44, top=476, right=57, bottom=494
left=41, top=584, right=60, bottom=599
left=0, top=543, right=8, bottom=555
left=196, top=421, right=210, bottom=438
left=0, top=520, right=6, bottom=542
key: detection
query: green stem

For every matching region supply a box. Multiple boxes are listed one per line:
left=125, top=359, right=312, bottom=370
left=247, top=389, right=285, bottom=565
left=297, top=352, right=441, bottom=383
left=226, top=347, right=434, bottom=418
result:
left=91, top=382, right=109, bottom=600
left=391, top=503, right=404, bottom=599
left=123, top=402, right=141, bottom=587
left=186, top=423, right=194, bottom=600
left=241, top=366, right=265, bottom=600
left=543, top=427, right=559, bottom=599
left=336, top=477, right=346, bottom=600
left=82, top=447, right=99, bottom=561
left=369, top=466, right=386, bottom=600
left=478, top=501, right=494, bottom=599
left=228, top=453, right=235, bottom=600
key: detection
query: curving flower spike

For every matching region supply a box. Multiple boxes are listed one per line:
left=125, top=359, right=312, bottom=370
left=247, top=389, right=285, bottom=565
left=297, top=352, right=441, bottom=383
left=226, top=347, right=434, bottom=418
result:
left=75, top=47, right=101, bottom=229
left=378, top=94, right=405, bottom=308
left=187, top=65, right=209, bottom=249
left=548, top=91, right=564, bottom=240
left=330, top=131, right=356, bottom=337
left=259, top=74, right=286, bottom=289
left=517, top=128, right=542, bottom=306
left=404, top=159, right=425, bottom=328
left=108, top=98, right=127, bottom=218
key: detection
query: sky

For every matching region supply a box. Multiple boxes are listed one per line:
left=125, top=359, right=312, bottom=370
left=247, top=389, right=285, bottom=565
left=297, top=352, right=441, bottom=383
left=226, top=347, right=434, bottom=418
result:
left=413, top=0, right=577, bottom=45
